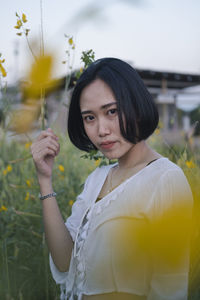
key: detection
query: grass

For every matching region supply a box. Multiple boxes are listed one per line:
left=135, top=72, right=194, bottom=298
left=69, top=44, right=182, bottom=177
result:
left=0, top=131, right=200, bottom=299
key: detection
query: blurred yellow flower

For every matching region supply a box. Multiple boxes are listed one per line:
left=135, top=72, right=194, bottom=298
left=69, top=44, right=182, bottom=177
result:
left=10, top=103, right=40, bottom=134
left=69, top=200, right=74, bottom=206
left=95, top=159, right=101, bottom=167
left=23, top=54, right=57, bottom=99
left=0, top=205, right=8, bottom=212
left=14, top=19, right=22, bottom=29
left=17, top=19, right=22, bottom=27
left=3, top=169, right=7, bottom=176
left=0, top=63, right=7, bottom=77
left=7, top=165, right=12, bottom=172
left=16, top=33, right=22, bottom=36
left=58, top=165, right=65, bottom=172
left=25, top=192, right=30, bottom=201
left=26, top=180, right=31, bottom=187
left=25, top=142, right=32, bottom=149
left=68, top=37, right=73, bottom=45
left=186, top=160, right=196, bottom=169
left=154, top=128, right=160, bottom=135
left=22, top=13, right=27, bottom=23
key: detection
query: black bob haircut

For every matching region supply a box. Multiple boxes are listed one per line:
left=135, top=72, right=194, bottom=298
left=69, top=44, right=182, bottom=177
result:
left=68, top=57, right=159, bottom=152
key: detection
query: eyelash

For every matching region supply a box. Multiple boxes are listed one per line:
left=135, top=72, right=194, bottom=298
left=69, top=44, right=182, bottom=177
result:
left=107, top=108, right=117, bottom=115
left=83, top=108, right=118, bottom=122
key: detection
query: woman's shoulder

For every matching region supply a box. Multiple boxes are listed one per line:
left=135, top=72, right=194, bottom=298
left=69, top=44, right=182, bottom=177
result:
left=153, top=157, right=185, bottom=176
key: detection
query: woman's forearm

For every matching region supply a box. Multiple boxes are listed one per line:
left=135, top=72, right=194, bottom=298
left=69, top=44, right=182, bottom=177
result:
left=39, top=179, right=74, bottom=272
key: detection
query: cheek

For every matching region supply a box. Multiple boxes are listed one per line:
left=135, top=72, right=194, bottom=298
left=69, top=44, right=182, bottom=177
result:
left=84, top=124, right=95, bottom=140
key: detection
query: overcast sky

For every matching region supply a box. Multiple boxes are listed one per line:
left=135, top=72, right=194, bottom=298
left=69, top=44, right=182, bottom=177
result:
left=1, top=0, right=200, bottom=84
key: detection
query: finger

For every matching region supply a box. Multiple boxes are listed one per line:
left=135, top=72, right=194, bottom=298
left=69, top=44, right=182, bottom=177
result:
left=34, top=140, right=59, bottom=155
left=36, top=130, right=58, bottom=142
left=33, top=147, right=56, bottom=162
left=31, top=138, right=59, bottom=157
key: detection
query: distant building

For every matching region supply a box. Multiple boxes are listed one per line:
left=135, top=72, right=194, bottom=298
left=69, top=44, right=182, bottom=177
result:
left=1, top=67, right=200, bottom=145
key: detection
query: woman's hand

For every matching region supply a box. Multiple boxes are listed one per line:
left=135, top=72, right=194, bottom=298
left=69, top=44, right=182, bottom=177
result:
left=31, top=128, right=60, bottom=182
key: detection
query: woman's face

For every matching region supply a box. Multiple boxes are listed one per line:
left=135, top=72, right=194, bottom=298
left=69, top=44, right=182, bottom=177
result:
left=79, top=79, right=135, bottom=160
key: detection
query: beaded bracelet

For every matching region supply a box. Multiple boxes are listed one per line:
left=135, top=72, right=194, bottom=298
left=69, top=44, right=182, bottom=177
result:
left=39, top=192, right=57, bottom=200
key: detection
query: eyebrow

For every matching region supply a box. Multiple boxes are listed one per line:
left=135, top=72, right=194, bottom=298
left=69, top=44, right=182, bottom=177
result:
left=81, top=102, right=117, bottom=115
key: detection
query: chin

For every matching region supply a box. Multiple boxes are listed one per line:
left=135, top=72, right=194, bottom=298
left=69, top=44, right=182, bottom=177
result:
left=102, top=151, right=119, bottom=160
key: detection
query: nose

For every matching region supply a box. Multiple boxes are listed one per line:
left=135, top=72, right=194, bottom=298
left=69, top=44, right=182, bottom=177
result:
left=98, top=118, right=110, bottom=137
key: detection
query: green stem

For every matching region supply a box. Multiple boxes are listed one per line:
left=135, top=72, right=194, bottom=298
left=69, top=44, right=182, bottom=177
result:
left=40, top=0, right=46, bottom=130
left=40, top=0, right=44, bottom=56
left=40, top=87, right=46, bottom=130
left=4, top=239, right=10, bottom=297
left=24, top=32, right=37, bottom=61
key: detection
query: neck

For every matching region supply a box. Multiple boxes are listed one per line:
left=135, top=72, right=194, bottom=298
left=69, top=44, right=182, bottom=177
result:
left=117, top=140, right=159, bottom=170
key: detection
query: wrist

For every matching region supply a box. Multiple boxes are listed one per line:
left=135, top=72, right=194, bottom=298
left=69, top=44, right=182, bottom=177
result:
left=37, top=174, right=52, bottom=185
left=38, top=178, right=53, bottom=195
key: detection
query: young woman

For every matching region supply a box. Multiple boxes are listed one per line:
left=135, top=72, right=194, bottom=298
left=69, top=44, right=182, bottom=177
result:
left=31, top=58, right=193, bottom=300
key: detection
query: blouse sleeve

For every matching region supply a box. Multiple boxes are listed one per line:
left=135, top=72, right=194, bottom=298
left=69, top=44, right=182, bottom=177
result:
left=49, top=170, right=94, bottom=284
left=147, top=169, right=193, bottom=300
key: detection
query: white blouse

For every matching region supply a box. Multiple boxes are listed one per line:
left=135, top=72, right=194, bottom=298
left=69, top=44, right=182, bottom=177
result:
left=49, top=157, right=193, bottom=300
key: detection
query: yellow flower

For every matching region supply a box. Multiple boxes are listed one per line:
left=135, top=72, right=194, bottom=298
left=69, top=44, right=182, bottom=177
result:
left=95, top=159, right=101, bottom=167
left=185, top=160, right=196, bottom=169
left=26, top=180, right=31, bottom=187
left=23, top=54, right=57, bottom=99
left=58, top=165, right=65, bottom=172
left=16, top=33, right=22, bottom=36
left=15, top=19, right=22, bottom=29
left=69, top=200, right=74, bottom=206
left=154, top=128, right=160, bottom=135
left=0, top=205, right=7, bottom=212
left=7, top=165, right=12, bottom=172
left=25, top=192, right=30, bottom=201
left=68, top=37, right=73, bottom=45
left=22, top=13, right=27, bottom=23
left=25, top=142, right=32, bottom=149
left=10, top=102, right=40, bottom=134
left=0, top=63, right=7, bottom=77
left=3, top=169, right=7, bottom=176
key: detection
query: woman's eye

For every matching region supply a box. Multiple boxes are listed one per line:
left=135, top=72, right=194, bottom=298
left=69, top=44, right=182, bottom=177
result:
left=108, top=108, right=117, bottom=115
left=84, top=115, right=94, bottom=122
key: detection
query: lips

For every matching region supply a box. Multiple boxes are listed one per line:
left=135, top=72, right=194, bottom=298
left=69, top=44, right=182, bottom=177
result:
left=100, top=141, right=116, bottom=150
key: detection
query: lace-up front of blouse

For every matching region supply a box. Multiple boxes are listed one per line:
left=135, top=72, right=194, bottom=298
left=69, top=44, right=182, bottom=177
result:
left=49, top=158, right=193, bottom=300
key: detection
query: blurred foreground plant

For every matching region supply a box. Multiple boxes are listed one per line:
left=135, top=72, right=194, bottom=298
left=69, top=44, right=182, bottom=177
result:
left=0, top=53, right=7, bottom=78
